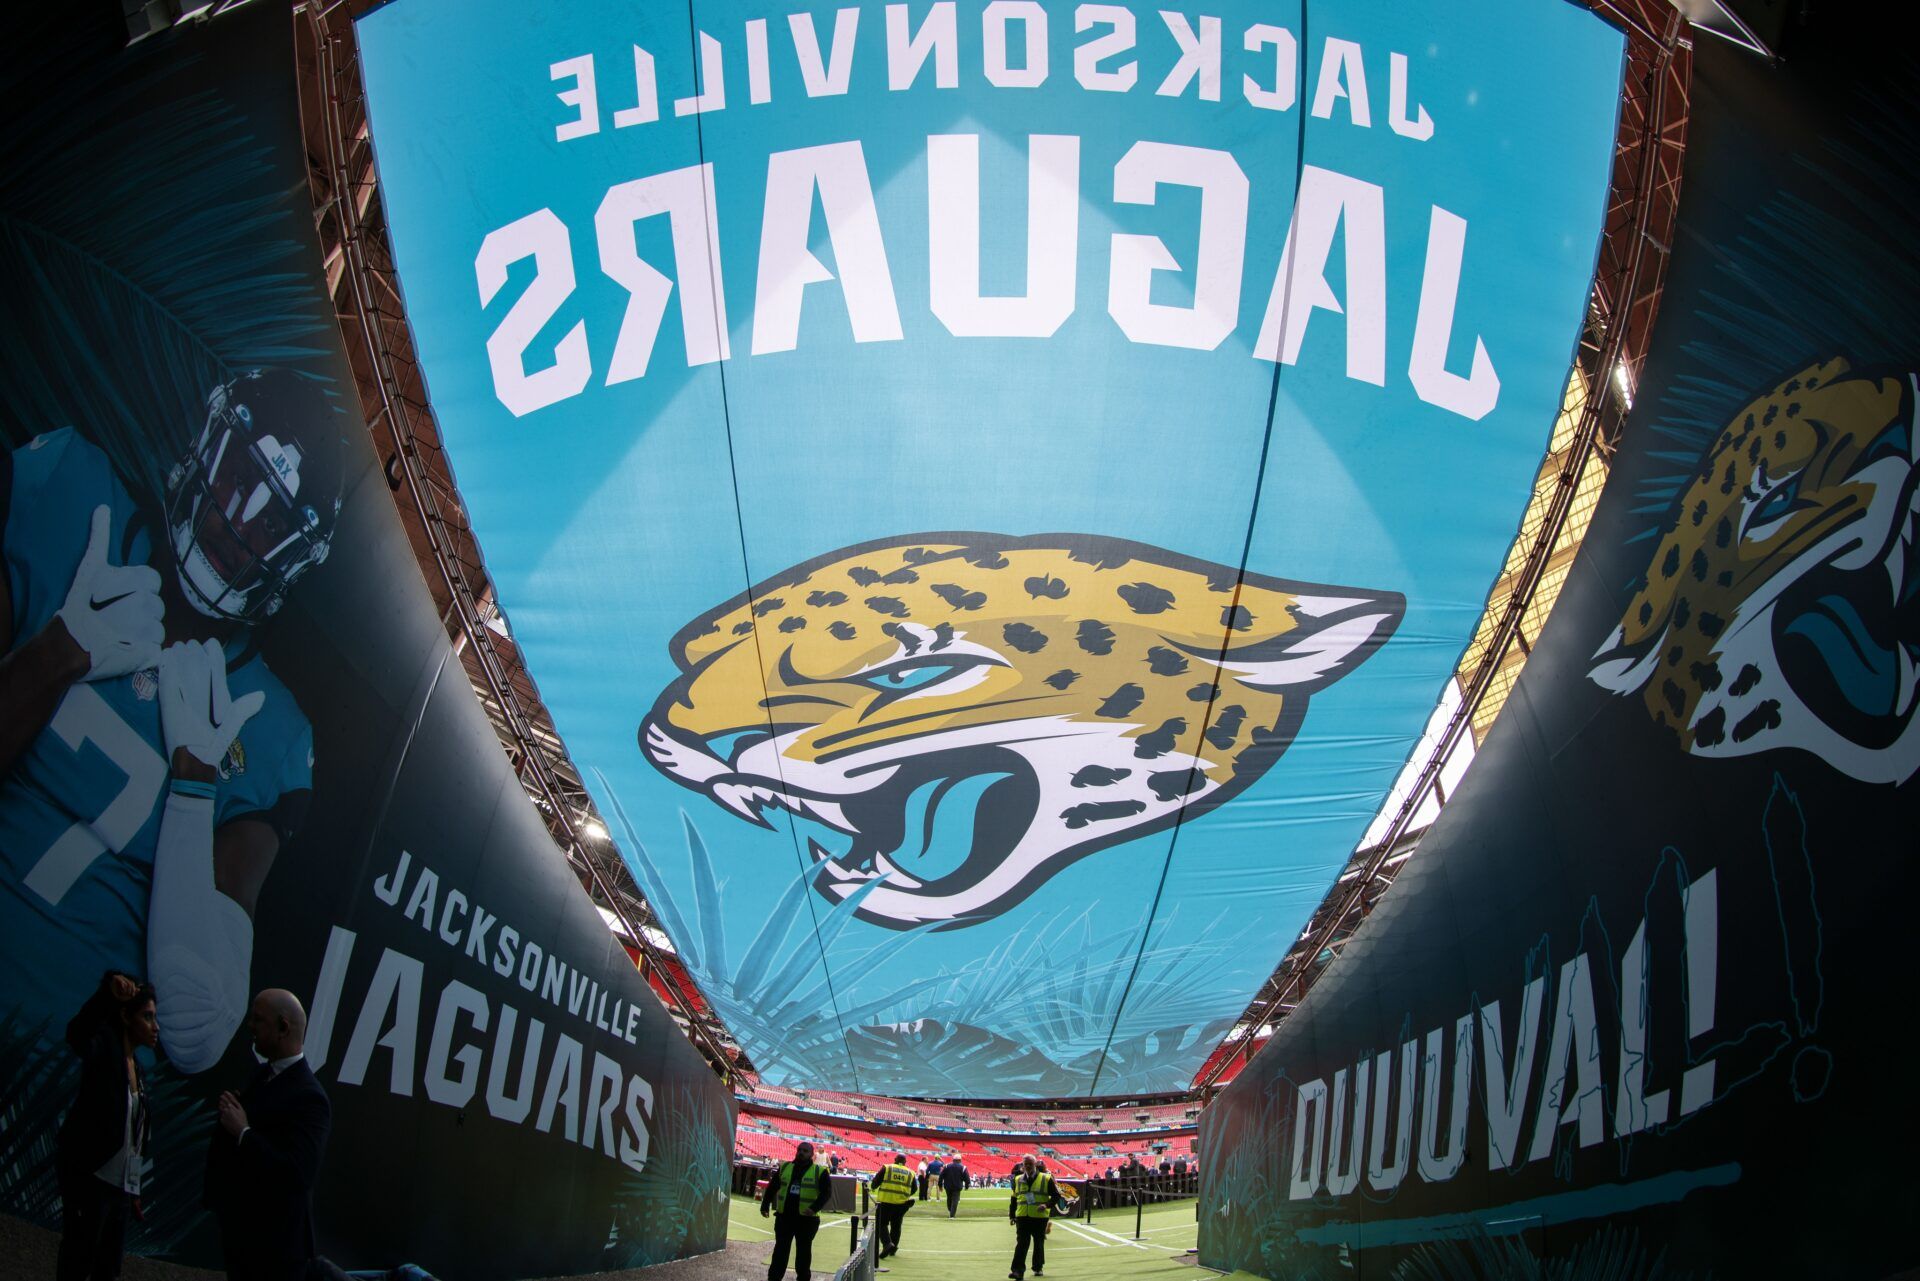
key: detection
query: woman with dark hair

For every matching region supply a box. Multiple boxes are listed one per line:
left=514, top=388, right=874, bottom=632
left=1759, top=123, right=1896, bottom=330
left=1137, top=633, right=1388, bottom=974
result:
left=56, top=970, right=158, bottom=1281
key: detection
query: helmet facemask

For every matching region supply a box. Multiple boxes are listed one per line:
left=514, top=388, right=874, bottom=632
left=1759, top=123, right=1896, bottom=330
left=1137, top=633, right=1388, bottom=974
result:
left=167, top=381, right=335, bottom=623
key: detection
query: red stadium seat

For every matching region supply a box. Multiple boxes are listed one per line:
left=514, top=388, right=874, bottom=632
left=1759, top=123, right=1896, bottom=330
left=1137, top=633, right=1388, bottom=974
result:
left=732, top=1082, right=1201, bottom=1184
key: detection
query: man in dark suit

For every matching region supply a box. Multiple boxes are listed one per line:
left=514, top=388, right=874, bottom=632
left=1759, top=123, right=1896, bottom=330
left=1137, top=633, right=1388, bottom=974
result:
left=939, top=1157, right=969, bottom=1218
left=204, top=988, right=331, bottom=1281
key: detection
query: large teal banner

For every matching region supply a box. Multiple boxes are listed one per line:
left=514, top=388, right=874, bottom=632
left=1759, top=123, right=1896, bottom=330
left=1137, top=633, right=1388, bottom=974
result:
left=357, top=0, right=1622, bottom=1096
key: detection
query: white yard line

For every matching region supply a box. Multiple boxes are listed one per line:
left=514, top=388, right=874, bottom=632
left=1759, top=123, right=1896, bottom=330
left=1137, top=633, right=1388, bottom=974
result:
left=1078, top=1217, right=1192, bottom=1253
left=1072, top=1219, right=1153, bottom=1251
left=727, top=1213, right=849, bottom=1238
left=726, top=1208, right=775, bottom=1237
left=876, top=1243, right=1111, bottom=1256
left=1054, top=1218, right=1118, bottom=1250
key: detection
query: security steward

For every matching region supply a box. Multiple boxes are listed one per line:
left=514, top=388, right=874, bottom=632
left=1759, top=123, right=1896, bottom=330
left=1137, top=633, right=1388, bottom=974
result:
left=870, top=1153, right=917, bottom=1259
left=1007, top=1154, right=1068, bottom=1279
left=760, top=1140, right=834, bottom=1281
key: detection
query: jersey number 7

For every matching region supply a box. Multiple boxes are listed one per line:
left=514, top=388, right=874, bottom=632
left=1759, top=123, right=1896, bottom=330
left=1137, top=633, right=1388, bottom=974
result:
left=23, top=684, right=167, bottom=904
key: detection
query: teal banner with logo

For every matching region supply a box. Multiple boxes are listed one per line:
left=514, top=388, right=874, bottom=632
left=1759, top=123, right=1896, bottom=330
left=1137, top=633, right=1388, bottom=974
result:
left=357, top=0, right=1622, bottom=1096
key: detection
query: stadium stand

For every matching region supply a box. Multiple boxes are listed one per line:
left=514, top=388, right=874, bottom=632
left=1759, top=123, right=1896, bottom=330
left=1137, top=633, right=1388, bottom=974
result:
left=734, top=1108, right=1198, bottom=1180
left=736, top=1081, right=1201, bottom=1137
left=733, top=1079, right=1202, bottom=1182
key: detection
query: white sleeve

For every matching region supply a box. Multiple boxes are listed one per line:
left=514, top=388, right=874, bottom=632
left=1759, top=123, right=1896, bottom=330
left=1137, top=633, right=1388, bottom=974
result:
left=148, top=787, right=253, bottom=1074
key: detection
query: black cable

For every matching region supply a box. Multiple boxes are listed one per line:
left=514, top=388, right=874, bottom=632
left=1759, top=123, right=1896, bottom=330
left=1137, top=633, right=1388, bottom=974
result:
left=1088, top=0, right=1313, bottom=1098
left=677, top=0, right=860, bottom=1090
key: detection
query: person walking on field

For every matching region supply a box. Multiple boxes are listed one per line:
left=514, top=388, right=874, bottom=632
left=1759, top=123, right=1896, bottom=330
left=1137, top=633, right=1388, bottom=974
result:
left=940, top=1157, right=969, bottom=1217
left=924, top=1155, right=943, bottom=1204
left=1007, top=1153, right=1068, bottom=1279
left=760, top=1140, right=833, bottom=1281
left=870, top=1154, right=916, bottom=1259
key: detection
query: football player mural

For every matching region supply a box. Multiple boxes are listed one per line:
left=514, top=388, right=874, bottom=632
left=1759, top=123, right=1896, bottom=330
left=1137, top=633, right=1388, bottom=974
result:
left=0, top=368, right=344, bottom=1073
left=0, top=8, right=735, bottom=1275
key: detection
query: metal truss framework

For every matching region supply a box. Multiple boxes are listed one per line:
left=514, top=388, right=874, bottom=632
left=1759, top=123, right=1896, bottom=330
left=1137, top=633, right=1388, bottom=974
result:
left=1198, top=0, right=1693, bottom=1092
left=294, top=0, right=738, bottom=1079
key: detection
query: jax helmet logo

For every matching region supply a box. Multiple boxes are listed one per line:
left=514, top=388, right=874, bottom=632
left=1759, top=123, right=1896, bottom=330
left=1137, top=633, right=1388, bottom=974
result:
left=1591, top=358, right=1920, bottom=783
left=641, top=533, right=1402, bottom=928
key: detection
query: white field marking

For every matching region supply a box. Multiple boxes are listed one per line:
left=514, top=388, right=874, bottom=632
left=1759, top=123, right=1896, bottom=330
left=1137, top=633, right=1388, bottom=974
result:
left=869, top=1244, right=1112, bottom=1255
left=1079, top=1217, right=1189, bottom=1253
left=1054, top=1218, right=1118, bottom=1249
left=1075, top=1221, right=1144, bottom=1252
left=725, top=1214, right=774, bottom=1237
left=1132, top=1239, right=1188, bottom=1252
left=725, top=1207, right=851, bottom=1239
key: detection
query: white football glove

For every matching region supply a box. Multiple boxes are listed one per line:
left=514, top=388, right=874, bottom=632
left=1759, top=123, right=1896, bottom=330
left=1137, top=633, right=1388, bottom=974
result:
left=150, top=800, right=254, bottom=1075
left=56, top=505, right=165, bottom=681
left=158, top=638, right=265, bottom=768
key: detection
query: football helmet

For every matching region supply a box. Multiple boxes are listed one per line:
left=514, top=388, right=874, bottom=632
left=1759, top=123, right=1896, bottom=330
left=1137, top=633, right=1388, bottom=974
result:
left=166, top=368, right=347, bottom=622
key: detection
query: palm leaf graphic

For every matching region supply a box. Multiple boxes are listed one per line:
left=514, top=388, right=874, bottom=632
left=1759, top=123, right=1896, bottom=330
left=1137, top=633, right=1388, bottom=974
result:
left=595, top=771, right=1264, bottom=1095
left=1389, top=1223, right=1701, bottom=1281
left=0, top=19, right=345, bottom=472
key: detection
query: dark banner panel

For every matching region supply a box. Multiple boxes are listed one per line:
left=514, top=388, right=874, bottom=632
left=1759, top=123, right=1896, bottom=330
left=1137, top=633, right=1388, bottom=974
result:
left=1199, top=23, right=1919, bottom=1281
left=0, top=7, right=731, bottom=1277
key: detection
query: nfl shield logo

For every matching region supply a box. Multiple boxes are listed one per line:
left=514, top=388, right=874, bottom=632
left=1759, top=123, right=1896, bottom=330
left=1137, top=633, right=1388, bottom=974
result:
left=221, top=739, right=247, bottom=781
left=132, top=668, right=157, bottom=701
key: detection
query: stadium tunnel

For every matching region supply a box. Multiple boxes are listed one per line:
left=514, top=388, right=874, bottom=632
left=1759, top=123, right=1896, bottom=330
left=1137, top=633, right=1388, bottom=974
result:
left=0, top=0, right=1913, bottom=1277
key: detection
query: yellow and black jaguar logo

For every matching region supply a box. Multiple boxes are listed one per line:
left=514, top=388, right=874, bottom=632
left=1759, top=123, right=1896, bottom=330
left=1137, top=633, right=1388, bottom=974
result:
left=1592, top=358, right=1920, bottom=783
left=641, top=534, right=1402, bottom=928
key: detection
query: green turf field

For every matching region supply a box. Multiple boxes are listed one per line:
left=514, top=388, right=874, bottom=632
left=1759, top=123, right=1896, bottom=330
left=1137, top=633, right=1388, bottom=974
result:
left=727, top=1191, right=1202, bottom=1278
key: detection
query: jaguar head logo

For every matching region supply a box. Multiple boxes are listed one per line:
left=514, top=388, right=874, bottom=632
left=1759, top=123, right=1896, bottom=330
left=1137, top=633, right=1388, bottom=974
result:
left=1591, top=358, right=1920, bottom=783
left=641, top=534, right=1402, bottom=927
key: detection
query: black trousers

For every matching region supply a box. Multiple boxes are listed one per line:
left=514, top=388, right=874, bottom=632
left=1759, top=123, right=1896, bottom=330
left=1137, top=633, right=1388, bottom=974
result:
left=946, top=1186, right=962, bottom=1216
left=875, top=1200, right=908, bottom=1255
left=1010, top=1217, right=1048, bottom=1276
left=56, top=1174, right=130, bottom=1281
left=215, top=1226, right=309, bottom=1281
left=767, top=1211, right=821, bottom=1281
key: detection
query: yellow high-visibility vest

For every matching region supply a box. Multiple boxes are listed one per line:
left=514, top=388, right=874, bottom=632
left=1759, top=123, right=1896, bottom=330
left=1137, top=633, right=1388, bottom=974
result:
left=773, top=1161, right=825, bottom=1216
left=872, top=1164, right=916, bottom=1205
left=1012, top=1171, right=1055, bottom=1219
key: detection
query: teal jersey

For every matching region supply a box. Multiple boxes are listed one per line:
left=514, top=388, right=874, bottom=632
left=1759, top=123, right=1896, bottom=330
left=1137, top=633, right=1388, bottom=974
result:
left=0, top=428, right=314, bottom=1031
